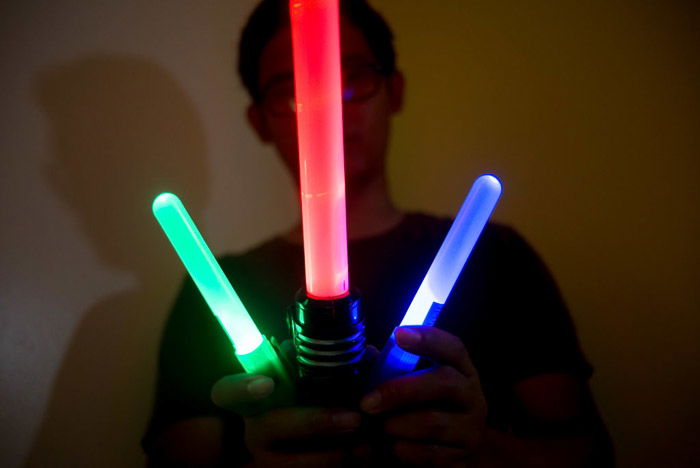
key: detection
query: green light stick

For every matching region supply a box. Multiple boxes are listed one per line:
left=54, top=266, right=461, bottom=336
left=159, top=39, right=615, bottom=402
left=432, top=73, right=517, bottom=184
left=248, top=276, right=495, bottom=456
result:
left=152, top=193, right=290, bottom=383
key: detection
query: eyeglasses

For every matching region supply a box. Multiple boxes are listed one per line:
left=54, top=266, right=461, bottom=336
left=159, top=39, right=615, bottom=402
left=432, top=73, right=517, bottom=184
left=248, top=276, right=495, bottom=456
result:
left=258, top=63, right=388, bottom=117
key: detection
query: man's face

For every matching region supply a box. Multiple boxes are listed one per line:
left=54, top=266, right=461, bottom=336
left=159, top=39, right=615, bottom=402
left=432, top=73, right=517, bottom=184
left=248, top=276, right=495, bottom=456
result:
left=247, top=19, right=403, bottom=191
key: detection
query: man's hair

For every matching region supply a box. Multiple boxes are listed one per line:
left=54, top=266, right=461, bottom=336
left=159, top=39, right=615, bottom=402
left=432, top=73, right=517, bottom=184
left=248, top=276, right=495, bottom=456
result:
left=238, top=0, right=396, bottom=102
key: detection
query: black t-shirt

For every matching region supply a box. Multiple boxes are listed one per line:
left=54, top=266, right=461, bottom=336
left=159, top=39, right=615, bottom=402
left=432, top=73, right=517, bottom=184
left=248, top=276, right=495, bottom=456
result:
left=144, top=213, right=591, bottom=453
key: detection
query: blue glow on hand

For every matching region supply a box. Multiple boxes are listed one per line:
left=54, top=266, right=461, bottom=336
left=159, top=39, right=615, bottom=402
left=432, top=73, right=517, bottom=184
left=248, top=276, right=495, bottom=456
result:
left=369, top=333, right=420, bottom=383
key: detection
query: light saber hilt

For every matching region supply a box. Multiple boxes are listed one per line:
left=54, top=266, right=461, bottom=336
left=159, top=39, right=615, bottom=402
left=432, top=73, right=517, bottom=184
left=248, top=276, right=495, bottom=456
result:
left=290, top=289, right=366, bottom=406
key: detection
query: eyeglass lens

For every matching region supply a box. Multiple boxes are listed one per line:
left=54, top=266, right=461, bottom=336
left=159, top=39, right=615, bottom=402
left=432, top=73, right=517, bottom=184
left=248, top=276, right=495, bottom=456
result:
left=261, top=64, right=384, bottom=116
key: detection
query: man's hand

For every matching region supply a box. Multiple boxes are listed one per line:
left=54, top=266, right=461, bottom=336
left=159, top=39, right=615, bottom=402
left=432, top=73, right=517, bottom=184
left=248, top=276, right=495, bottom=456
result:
left=244, top=406, right=362, bottom=466
left=360, top=326, right=487, bottom=466
left=212, top=373, right=362, bottom=467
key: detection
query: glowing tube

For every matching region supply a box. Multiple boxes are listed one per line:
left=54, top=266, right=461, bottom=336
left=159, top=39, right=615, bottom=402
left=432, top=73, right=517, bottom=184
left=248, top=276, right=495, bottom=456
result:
left=401, top=175, right=502, bottom=326
left=290, top=0, right=349, bottom=299
left=152, top=193, right=284, bottom=376
left=370, top=175, right=502, bottom=384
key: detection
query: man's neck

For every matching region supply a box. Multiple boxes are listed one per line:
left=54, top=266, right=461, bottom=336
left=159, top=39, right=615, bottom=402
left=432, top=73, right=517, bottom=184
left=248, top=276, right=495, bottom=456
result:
left=283, top=174, right=404, bottom=244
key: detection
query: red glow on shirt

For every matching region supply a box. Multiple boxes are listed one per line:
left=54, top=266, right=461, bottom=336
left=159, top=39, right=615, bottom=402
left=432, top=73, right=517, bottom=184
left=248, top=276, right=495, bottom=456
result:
left=290, top=0, right=349, bottom=299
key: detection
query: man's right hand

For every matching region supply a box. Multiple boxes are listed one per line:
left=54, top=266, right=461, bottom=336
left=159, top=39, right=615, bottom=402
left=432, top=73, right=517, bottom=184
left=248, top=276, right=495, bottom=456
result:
left=212, top=374, right=363, bottom=467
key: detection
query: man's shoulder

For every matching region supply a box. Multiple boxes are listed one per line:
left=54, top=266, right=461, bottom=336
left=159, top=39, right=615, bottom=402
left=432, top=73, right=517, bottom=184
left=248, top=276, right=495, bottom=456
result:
left=402, top=211, right=519, bottom=246
left=218, top=236, right=298, bottom=268
left=215, top=236, right=304, bottom=304
left=401, top=213, right=542, bottom=278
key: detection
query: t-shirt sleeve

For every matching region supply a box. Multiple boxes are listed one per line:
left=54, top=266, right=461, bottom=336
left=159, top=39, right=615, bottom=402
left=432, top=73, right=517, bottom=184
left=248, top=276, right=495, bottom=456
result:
left=489, top=226, right=592, bottom=383
left=142, top=274, right=245, bottom=455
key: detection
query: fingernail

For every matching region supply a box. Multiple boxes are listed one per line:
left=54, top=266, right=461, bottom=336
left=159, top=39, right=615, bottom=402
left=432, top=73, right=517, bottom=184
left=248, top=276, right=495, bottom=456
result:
left=246, top=376, right=274, bottom=398
left=331, top=410, right=361, bottom=430
left=396, top=327, right=421, bottom=347
left=360, top=390, right=382, bottom=414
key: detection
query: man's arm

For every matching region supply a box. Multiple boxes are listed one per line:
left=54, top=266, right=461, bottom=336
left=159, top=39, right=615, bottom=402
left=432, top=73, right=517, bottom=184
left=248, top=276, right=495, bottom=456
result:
left=147, top=373, right=364, bottom=467
left=475, top=374, right=614, bottom=467
left=362, top=326, right=613, bottom=467
left=147, top=417, right=226, bottom=467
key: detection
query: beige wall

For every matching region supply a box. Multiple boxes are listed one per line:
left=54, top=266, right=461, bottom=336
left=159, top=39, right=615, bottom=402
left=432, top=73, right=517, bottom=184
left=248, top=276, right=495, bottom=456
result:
left=1, top=1, right=697, bottom=467
left=1, top=2, right=295, bottom=466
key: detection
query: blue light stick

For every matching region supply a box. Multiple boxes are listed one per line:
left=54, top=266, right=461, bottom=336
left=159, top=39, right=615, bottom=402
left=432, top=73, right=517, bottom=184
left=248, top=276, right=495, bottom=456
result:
left=369, top=175, right=502, bottom=385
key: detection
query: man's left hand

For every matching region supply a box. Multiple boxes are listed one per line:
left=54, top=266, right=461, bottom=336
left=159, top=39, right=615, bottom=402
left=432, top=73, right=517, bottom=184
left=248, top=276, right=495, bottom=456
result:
left=360, top=326, right=487, bottom=466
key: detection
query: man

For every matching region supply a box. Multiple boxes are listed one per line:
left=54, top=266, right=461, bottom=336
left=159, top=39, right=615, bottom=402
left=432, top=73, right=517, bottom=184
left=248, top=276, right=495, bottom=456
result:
left=144, top=1, right=613, bottom=466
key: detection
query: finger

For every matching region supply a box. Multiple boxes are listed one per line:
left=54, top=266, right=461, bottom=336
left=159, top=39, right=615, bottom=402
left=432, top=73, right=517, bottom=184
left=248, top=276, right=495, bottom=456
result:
left=211, top=374, right=274, bottom=408
left=395, top=326, right=475, bottom=376
left=360, top=365, right=483, bottom=414
left=279, top=338, right=296, bottom=361
left=383, top=410, right=466, bottom=445
left=364, top=344, right=380, bottom=362
left=256, top=449, right=350, bottom=468
left=383, top=410, right=483, bottom=449
left=391, top=439, right=471, bottom=467
left=351, top=441, right=373, bottom=464
left=247, top=406, right=361, bottom=444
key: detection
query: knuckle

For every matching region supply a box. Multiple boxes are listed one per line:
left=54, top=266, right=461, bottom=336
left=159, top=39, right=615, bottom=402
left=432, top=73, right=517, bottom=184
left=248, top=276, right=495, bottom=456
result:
left=243, top=419, right=264, bottom=449
left=379, top=380, right=403, bottom=403
left=423, top=410, right=450, bottom=434
left=446, top=334, right=467, bottom=354
left=464, top=431, right=482, bottom=453
left=391, top=440, right=415, bottom=462
left=428, top=327, right=463, bottom=349
left=435, top=366, right=464, bottom=395
left=309, top=409, right=335, bottom=432
left=437, top=364, right=461, bottom=381
left=393, top=440, right=440, bottom=466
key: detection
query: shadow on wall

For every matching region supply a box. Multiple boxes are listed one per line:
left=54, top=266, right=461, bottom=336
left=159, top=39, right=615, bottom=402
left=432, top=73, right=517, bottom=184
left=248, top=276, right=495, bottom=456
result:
left=26, top=56, right=209, bottom=467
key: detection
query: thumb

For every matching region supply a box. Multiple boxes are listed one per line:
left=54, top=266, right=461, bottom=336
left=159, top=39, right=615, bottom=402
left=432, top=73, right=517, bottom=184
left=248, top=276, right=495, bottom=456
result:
left=211, top=374, right=275, bottom=409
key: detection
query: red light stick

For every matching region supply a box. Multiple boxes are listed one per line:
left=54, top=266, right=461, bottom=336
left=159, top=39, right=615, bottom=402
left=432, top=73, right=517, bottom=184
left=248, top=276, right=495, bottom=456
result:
left=290, top=0, right=349, bottom=300
left=289, top=0, right=365, bottom=405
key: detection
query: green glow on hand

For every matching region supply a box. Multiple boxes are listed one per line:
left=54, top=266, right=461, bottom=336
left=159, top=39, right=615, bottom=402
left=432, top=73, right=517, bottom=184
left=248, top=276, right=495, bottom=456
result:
left=152, top=193, right=265, bottom=360
left=237, top=337, right=289, bottom=379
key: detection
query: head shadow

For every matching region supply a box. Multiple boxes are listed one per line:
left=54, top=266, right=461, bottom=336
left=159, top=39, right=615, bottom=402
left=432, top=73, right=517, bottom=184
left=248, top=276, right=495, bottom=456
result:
left=37, top=54, right=209, bottom=273
left=27, top=55, right=209, bottom=465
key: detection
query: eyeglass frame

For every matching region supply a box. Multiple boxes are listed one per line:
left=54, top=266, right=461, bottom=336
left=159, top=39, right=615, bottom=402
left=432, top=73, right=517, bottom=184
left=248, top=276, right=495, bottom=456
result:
left=256, top=62, right=391, bottom=118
